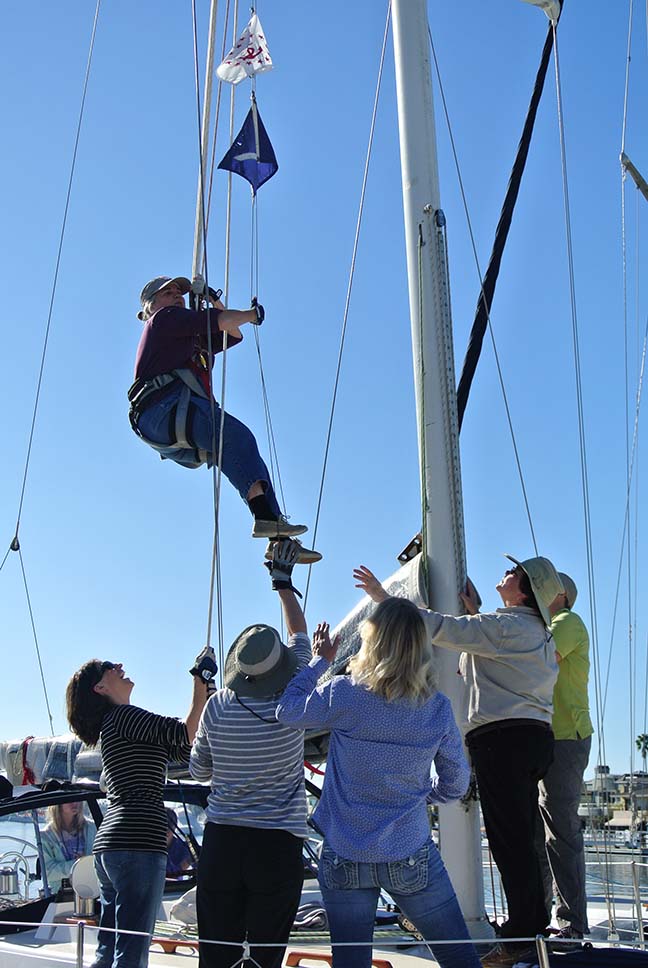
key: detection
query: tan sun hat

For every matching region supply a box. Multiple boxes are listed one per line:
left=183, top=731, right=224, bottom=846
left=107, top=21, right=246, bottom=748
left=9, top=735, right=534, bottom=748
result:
left=137, top=276, right=192, bottom=320
left=558, top=572, right=578, bottom=609
left=504, top=554, right=564, bottom=626
left=224, top=625, right=298, bottom=699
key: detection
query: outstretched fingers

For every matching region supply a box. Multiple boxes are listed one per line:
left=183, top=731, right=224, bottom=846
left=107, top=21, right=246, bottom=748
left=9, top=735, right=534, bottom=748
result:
left=353, top=565, right=387, bottom=603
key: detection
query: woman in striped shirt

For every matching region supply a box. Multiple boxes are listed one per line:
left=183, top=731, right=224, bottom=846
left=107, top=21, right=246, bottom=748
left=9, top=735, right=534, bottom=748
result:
left=189, top=539, right=311, bottom=968
left=66, top=653, right=210, bottom=968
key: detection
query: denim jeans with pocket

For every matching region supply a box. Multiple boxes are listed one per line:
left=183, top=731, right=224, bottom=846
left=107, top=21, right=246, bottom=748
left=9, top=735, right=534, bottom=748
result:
left=318, top=838, right=481, bottom=968
left=92, top=850, right=166, bottom=968
left=137, top=386, right=280, bottom=514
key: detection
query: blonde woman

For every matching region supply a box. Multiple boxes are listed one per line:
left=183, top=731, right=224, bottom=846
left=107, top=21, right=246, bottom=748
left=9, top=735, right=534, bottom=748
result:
left=41, top=801, right=96, bottom=892
left=276, top=597, right=480, bottom=968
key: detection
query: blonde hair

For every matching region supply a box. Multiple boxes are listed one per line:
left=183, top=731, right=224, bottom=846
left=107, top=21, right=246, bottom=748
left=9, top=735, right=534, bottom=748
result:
left=46, top=803, right=85, bottom=837
left=348, top=597, right=437, bottom=704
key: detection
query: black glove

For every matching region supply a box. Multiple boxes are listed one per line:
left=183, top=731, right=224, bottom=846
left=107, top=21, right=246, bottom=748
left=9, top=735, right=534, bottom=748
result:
left=190, top=645, right=218, bottom=685
left=264, top=538, right=302, bottom=597
left=251, top=297, right=265, bottom=325
left=208, top=286, right=223, bottom=303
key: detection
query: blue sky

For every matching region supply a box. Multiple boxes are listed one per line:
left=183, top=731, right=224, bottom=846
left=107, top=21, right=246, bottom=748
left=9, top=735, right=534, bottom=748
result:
left=0, top=1, right=646, bottom=777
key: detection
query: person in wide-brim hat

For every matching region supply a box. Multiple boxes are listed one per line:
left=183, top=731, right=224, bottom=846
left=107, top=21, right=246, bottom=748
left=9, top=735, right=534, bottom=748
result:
left=502, top=554, right=564, bottom=627
left=224, top=624, right=299, bottom=699
left=353, top=555, right=562, bottom=964
left=189, top=541, right=313, bottom=968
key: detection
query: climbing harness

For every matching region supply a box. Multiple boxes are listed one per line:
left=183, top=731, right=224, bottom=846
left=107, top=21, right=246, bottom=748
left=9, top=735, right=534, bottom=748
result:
left=127, top=368, right=211, bottom=469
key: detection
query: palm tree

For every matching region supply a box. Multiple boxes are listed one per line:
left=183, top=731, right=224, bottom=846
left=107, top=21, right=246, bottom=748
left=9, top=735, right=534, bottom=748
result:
left=636, top=734, right=648, bottom=773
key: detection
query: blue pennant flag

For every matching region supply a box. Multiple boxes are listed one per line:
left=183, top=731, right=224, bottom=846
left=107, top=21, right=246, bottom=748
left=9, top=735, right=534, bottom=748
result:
left=218, top=99, right=278, bottom=194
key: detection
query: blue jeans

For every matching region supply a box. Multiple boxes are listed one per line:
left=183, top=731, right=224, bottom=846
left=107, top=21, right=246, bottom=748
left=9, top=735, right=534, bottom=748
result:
left=137, top=386, right=280, bottom=514
left=92, top=850, right=166, bottom=968
left=318, top=838, right=481, bottom=968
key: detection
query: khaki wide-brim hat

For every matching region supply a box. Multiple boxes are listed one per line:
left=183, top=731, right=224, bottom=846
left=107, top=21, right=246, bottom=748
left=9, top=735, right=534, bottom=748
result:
left=504, top=554, right=564, bottom=627
left=224, top=624, right=298, bottom=699
left=137, top=276, right=192, bottom=320
left=558, top=572, right=578, bottom=609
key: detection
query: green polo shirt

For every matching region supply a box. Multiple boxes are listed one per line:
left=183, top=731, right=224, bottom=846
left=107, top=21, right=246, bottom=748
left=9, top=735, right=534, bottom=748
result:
left=550, top=608, right=593, bottom=741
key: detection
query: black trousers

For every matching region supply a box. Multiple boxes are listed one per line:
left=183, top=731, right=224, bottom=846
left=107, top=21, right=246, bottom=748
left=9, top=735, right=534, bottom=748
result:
left=467, top=722, right=554, bottom=940
left=196, top=822, right=304, bottom=968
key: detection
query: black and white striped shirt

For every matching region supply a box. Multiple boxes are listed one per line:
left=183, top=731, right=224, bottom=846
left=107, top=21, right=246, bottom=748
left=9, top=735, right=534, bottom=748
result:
left=93, top=704, right=190, bottom=854
left=189, top=632, right=311, bottom=839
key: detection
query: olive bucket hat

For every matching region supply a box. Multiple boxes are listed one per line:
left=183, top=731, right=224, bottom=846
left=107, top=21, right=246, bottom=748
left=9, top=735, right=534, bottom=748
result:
left=558, top=572, right=578, bottom=609
left=224, top=625, right=298, bottom=699
left=504, top=554, right=564, bottom=626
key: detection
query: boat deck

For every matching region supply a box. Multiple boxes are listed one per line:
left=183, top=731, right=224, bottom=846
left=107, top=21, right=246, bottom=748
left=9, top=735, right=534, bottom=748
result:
left=1, top=894, right=647, bottom=968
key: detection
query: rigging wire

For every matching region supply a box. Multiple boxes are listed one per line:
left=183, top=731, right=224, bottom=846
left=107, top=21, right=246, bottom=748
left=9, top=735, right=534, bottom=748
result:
left=246, top=108, right=289, bottom=516
left=9, top=0, right=102, bottom=547
left=0, top=0, right=102, bottom=731
left=551, top=18, right=625, bottom=915
left=191, top=0, right=226, bottom=665
left=303, top=0, right=392, bottom=608
left=620, top=0, right=637, bottom=787
left=601, top=314, right=648, bottom=717
left=250, top=200, right=288, bottom=514
left=17, top=546, right=55, bottom=737
left=427, top=24, right=538, bottom=555
left=205, top=0, right=232, bottom=231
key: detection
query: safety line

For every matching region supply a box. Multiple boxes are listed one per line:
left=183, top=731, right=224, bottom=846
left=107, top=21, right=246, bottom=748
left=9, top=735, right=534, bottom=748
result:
left=10, top=0, right=101, bottom=546
left=621, top=0, right=634, bottom=157
left=601, top=314, right=648, bottom=717
left=551, top=24, right=609, bottom=807
left=192, top=0, right=220, bottom=277
left=205, top=0, right=232, bottom=231
left=303, top=0, right=392, bottom=608
left=191, top=0, right=225, bottom=662
left=619, top=0, right=635, bottom=780
left=621, top=0, right=641, bottom=789
left=249, top=195, right=288, bottom=515
left=427, top=22, right=538, bottom=555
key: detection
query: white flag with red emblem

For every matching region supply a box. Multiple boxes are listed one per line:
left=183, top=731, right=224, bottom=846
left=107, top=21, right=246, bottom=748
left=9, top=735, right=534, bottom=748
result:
left=216, top=13, right=273, bottom=85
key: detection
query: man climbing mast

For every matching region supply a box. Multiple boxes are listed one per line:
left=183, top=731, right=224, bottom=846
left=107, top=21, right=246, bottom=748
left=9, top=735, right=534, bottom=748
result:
left=129, top=275, right=320, bottom=562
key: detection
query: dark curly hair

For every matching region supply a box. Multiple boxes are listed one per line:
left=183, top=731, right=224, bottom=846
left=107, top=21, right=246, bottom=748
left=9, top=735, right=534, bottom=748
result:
left=66, top=659, right=114, bottom=746
left=517, top=569, right=542, bottom=618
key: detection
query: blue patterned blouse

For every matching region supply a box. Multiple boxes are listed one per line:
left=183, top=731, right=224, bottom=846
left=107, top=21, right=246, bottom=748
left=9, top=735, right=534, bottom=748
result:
left=276, top=656, right=470, bottom=862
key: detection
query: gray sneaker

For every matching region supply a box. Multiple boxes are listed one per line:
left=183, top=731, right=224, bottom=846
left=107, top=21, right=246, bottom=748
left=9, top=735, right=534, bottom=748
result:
left=252, top=515, right=308, bottom=539
left=265, top=539, right=322, bottom=565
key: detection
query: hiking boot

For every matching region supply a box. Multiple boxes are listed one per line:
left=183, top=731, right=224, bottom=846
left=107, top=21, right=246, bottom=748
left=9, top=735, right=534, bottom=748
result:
left=265, top=539, right=322, bottom=565
left=252, top=515, right=308, bottom=539
left=480, top=941, right=539, bottom=967
left=548, top=927, right=583, bottom=952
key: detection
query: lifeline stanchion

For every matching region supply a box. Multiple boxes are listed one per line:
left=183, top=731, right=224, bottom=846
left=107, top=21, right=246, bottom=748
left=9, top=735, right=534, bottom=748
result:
left=76, top=920, right=85, bottom=968
left=632, top=860, right=645, bottom=944
left=535, top=935, right=551, bottom=968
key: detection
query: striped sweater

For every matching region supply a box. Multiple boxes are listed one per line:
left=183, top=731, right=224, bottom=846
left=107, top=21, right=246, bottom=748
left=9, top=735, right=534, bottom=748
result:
left=93, top=704, right=191, bottom=854
left=189, top=632, right=311, bottom=838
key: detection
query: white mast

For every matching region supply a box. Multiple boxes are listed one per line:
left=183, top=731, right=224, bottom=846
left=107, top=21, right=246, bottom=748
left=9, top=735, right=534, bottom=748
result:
left=391, top=0, right=488, bottom=935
